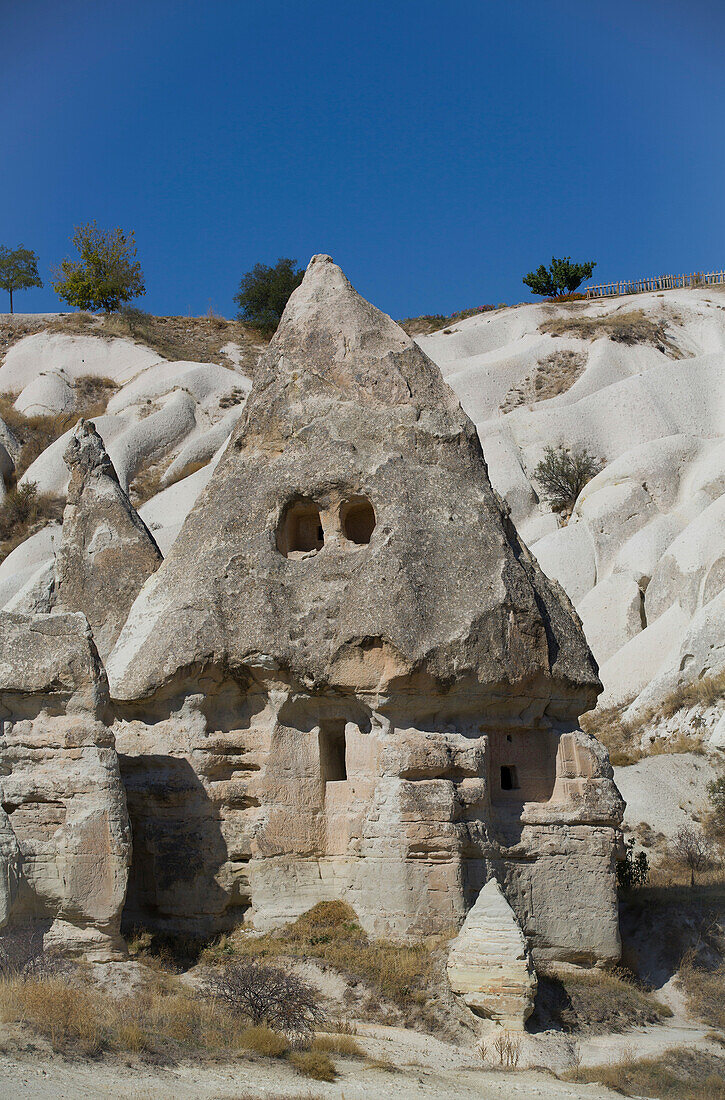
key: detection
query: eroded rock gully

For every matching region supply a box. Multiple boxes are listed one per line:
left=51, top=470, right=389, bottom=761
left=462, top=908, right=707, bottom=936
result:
left=0, top=256, right=624, bottom=1026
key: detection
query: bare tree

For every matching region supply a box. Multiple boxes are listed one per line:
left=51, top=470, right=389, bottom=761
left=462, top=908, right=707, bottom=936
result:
left=0, top=923, right=71, bottom=979
left=671, top=824, right=714, bottom=886
left=204, top=959, right=321, bottom=1034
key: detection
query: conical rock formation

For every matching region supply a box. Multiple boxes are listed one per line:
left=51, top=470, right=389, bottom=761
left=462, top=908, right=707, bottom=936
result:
left=99, top=256, right=621, bottom=959
left=54, top=419, right=162, bottom=661
left=107, top=255, right=599, bottom=707
left=446, top=879, right=537, bottom=1029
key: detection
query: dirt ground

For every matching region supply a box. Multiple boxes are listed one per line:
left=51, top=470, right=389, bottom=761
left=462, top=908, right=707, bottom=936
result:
left=0, top=1030, right=625, bottom=1100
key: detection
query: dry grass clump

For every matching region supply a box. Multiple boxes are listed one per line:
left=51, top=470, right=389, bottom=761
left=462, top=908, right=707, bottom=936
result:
left=581, top=684, right=720, bottom=767
left=240, top=1024, right=289, bottom=1057
left=0, top=375, right=117, bottom=483
left=539, top=308, right=682, bottom=355
left=0, top=482, right=63, bottom=564
left=289, top=1049, right=337, bottom=1081
left=128, top=459, right=169, bottom=506
left=311, top=1032, right=365, bottom=1058
left=501, top=349, right=587, bottom=411
left=565, top=1046, right=725, bottom=1098
left=206, top=901, right=439, bottom=1010
left=0, top=396, right=75, bottom=479
left=533, top=966, right=672, bottom=1035
left=163, top=458, right=209, bottom=488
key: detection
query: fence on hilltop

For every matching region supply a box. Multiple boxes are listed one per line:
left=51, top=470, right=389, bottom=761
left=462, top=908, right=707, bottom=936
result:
left=585, top=270, right=725, bottom=299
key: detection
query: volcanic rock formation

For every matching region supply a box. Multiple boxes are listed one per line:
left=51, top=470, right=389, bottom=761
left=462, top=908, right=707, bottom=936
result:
left=0, top=612, right=131, bottom=958
left=53, top=419, right=162, bottom=660
left=102, top=256, right=623, bottom=972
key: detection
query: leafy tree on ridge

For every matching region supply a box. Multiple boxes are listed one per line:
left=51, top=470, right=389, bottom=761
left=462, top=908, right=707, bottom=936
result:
left=234, top=257, right=304, bottom=331
left=523, top=256, right=596, bottom=297
left=53, top=221, right=145, bottom=313
left=0, top=246, right=43, bottom=313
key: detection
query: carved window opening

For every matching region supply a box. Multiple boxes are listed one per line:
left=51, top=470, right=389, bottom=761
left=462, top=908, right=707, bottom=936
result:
left=500, top=765, right=519, bottom=791
left=277, top=499, right=324, bottom=557
left=319, top=721, right=347, bottom=784
left=340, top=497, right=376, bottom=545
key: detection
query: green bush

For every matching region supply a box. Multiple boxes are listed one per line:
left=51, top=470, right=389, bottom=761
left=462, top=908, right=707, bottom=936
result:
left=532, top=444, right=603, bottom=513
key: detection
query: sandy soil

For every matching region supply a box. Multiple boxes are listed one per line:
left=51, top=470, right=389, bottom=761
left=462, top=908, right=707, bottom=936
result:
left=0, top=1044, right=624, bottom=1100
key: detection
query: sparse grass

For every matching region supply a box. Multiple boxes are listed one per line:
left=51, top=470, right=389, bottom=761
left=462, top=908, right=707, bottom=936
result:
left=126, top=927, right=208, bottom=970
left=102, top=309, right=266, bottom=371
left=501, top=349, right=588, bottom=411
left=0, top=972, right=249, bottom=1060
left=0, top=375, right=117, bottom=482
left=564, top=1046, right=725, bottom=1098
left=679, top=957, right=725, bottom=1030
left=0, top=482, right=63, bottom=565
left=532, top=966, right=672, bottom=1035
left=364, top=1056, right=399, bottom=1073
left=398, top=304, right=497, bottom=336
left=0, top=310, right=265, bottom=376
left=289, top=1049, right=337, bottom=1081
left=581, top=676, right=725, bottom=767
left=202, top=902, right=443, bottom=1011
left=163, top=458, right=209, bottom=488
left=128, top=459, right=170, bottom=506
left=539, top=307, right=682, bottom=355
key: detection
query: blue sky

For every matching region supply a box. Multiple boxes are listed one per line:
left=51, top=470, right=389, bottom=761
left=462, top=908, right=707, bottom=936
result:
left=2, top=0, right=724, bottom=318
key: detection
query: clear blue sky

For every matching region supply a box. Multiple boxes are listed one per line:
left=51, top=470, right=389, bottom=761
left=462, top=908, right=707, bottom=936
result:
left=3, top=0, right=724, bottom=318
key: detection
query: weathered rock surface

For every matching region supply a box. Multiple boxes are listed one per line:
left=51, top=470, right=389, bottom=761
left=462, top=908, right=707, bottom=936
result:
left=107, top=254, right=600, bottom=705
left=53, top=420, right=162, bottom=660
left=102, top=256, right=622, bottom=962
left=446, top=879, right=536, bottom=1029
left=0, top=611, right=131, bottom=957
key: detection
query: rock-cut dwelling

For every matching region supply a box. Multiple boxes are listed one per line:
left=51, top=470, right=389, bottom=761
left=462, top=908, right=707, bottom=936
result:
left=0, top=255, right=624, bottom=1023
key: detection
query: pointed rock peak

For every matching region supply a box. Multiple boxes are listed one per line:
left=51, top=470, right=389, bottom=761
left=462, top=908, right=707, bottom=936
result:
left=55, top=419, right=162, bottom=661
left=257, top=254, right=454, bottom=410
left=64, top=419, right=118, bottom=494
left=446, top=879, right=537, bottom=1029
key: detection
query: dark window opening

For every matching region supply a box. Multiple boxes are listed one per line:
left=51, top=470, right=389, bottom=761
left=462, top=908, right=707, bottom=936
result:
left=341, top=497, right=376, bottom=545
left=277, top=499, right=324, bottom=557
left=500, top=765, right=519, bottom=791
left=319, top=721, right=347, bottom=784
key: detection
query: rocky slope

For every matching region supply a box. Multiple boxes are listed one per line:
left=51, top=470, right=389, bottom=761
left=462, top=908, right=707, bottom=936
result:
left=0, top=286, right=723, bottom=744
left=418, top=288, right=725, bottom=739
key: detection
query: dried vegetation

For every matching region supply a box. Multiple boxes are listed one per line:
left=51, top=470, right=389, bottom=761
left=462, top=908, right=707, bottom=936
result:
left=202, top=901, right=447, bottom=1022
left=397, top=304, right=498, bottom=336
left=581, top=671, right=725, bottom=766
left=531, top=966, right=672, bottom=1035
left=0, top=310, right=267, bottom=373
left=500, top=349, right=588, bottom=411
left=539, top=307, right=683, bottom=355
left=565, top=1046, right=725, bottom=1098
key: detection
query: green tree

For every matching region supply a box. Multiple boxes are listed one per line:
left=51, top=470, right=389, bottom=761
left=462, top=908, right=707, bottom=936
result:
left=0, top=246, right=43, bottom=313
left=234, top=257, right=304, bottom=331
left=52, top=221, right=145, bottom=312
left=523, top=256, right=596, bottom=297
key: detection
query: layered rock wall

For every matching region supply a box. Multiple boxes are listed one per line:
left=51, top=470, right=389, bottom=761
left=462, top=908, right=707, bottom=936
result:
left=0, top=612, right=131, bottom=957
